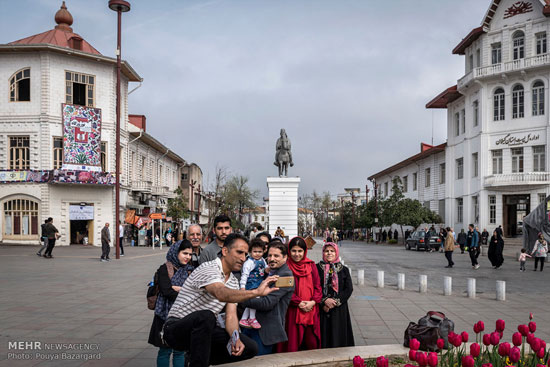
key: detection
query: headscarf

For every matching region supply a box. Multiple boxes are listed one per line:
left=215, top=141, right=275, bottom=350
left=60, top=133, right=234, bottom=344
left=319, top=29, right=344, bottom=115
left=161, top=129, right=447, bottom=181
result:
left=319, top=242, right=341, bottom=296
left=286, top=237, right=316, bottom=325
left=155, top=240, right=194, bottom=319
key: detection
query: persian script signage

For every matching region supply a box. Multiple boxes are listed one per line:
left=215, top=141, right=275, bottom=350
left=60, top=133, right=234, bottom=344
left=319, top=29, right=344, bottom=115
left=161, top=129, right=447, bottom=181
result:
left=69, top=205, right=94, bottom=220
left=495, top=133, right=540, bottom=146
left=504, top=1, right=533, bottom=19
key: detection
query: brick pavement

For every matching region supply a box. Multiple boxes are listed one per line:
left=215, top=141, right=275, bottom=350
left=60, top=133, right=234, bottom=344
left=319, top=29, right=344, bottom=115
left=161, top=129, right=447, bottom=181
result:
left=0, top=241, right=548, bottom=367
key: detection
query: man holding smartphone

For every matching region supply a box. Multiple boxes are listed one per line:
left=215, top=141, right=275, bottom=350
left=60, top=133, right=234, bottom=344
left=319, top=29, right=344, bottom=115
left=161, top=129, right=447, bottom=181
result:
left=162, top=233, right=279, bottom=366
left=240, top=240, right=295, bottom=355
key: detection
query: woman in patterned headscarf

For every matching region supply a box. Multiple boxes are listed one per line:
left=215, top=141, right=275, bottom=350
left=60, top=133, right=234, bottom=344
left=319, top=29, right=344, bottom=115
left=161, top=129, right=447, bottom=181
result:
left=317, top=242, right=355, bottom=348
left=148, top=240, right=194, bottom=367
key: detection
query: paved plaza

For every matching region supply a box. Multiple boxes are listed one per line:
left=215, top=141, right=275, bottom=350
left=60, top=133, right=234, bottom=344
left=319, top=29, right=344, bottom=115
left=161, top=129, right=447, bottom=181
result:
left=0, top=239, right=548, bottom=366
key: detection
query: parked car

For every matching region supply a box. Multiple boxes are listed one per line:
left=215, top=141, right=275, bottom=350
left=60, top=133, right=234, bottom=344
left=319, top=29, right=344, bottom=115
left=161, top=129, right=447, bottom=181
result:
left=405, top=230, right=441, bottom=251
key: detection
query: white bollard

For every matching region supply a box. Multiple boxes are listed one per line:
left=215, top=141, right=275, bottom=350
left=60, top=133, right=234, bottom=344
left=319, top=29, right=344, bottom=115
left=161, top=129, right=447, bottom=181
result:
left=357, top=269, right=365, bottom=286
left=419, top=275, right=427, bottom=293
left=377, top=270, right=384, bottom=288
left=496, top=280, right=506, bottom=301
left=397, top=273, right=405, bottom=291
left=444, top=276, right=452, bottom=296
left=467, top=278, right=476, bottom=298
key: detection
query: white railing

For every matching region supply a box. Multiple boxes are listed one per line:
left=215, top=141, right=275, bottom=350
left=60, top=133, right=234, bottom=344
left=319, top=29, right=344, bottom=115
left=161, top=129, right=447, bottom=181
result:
left=484, top=172, right=550, bottom=186
left=152, top=185, right=169, bottom=196
left=131, top=180, right=152, bottom=192
left=471, top=54, right=550, bottom=80
left=458, top=71, right=474, bottom=89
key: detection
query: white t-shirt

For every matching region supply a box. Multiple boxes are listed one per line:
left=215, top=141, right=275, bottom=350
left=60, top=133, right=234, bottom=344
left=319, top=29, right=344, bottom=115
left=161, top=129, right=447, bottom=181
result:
left=167, top=258, right=239, bottom=320
left=119, top=225, right=123, bottom=238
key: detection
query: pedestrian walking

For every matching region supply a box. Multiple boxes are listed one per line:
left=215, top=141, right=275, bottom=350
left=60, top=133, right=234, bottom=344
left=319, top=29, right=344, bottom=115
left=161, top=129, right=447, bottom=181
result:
left=439, top=227, right=447, bottom=253
left=148, top=240, right=193, bottom=367
left=119, top=221, right=125, bottom=256
left=457, top=229, right=467, bottom=253
left=467, top=224, right=480, bottom=269
left=444, top=227, right=455, bottom=268
left=488, top=230, right=504, bottom=269
left=394, top=229, right=398, bottom=243
left=382, top=230, right=387, bottom=242
left=101, top=223, right=111, bottom=262
left=518, top=248, right=531, bottom=272
left=388, top=229, right=392, bottom=241
left=43, top=217, right=59, bottom=258
left=37, top=219, right=49, bottom=256
left=531, top=233, right=548, bottom=271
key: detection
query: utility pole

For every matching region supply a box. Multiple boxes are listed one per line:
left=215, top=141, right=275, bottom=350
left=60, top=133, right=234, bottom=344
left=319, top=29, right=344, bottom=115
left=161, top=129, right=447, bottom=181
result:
left=340, top=197, right=344, bottom=233
left=197, top=184, right=202, bottom=224
left=351, top=191, right=356, bottom=242
left=189, top=180, right=196, bottom=222
left=374, top=180, right=379, bottom=243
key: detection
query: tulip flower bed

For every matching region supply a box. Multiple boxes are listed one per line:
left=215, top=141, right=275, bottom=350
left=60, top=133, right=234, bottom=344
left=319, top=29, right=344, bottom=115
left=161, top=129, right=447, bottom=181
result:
left=353, top=314, right=549, bottom=367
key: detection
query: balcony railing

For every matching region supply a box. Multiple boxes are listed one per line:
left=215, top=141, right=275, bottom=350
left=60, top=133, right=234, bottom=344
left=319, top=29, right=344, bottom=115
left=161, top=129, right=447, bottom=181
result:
left=152, top=185, right=169, bottom=196
left=484, top=172, right=550, bottom=187
left=458, top=54, right=550, bottom=89
left=131, top=180, right=152, bottom=192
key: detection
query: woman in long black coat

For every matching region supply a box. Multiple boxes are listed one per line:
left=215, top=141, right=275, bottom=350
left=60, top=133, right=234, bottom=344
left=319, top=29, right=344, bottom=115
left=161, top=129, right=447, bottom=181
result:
left=488, top=230, right=504, bottom=269
left=317, top=242, right=354, bottom=348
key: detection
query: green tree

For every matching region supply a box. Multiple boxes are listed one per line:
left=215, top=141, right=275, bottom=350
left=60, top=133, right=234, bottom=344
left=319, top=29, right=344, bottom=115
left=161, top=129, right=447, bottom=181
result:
left=166, top=187, right=190, bottom=223
left=222, top=175, right=259, bottom=225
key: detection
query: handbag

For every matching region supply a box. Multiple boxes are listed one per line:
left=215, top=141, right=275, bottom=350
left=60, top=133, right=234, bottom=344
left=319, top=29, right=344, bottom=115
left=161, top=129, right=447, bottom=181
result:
left=418, top=311, right=455, bottom=349
left=404, top=322, right=441, bottom=351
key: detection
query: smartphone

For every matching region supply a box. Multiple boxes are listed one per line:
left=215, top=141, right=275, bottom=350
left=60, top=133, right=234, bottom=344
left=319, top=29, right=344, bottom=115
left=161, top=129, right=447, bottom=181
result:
left=275, top=276, right=295, bottom=288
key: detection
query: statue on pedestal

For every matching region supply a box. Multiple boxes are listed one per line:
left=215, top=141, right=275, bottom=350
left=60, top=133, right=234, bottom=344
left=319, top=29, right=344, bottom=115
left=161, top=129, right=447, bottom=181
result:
left=274, top=129, right=294, bottom=177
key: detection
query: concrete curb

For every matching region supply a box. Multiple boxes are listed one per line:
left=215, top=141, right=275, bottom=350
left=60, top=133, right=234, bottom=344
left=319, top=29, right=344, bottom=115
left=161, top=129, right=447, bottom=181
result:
left=218, top=344, right=409, bottom=367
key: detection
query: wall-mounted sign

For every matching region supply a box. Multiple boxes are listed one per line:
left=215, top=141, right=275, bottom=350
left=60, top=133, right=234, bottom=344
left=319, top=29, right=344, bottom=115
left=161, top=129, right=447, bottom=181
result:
left=62, top=104, right=102, bottom=172
left=0, top=170, right=114, bottom=185
left=69, top=205, right=94, bottom=220
left=495, top=133, right=540, bottom=147
left=504, top=1, right=533, bottom=19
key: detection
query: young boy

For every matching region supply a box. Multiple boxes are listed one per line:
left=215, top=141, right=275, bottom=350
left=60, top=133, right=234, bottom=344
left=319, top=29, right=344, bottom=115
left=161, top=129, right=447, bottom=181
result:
left=518, top=248, right=531, bottom=272
left=239, top=238, right=268, bottom=329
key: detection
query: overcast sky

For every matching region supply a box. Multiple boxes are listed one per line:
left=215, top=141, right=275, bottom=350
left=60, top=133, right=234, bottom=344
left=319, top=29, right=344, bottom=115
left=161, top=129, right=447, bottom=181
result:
left=0, top=0, right=489, bottom=199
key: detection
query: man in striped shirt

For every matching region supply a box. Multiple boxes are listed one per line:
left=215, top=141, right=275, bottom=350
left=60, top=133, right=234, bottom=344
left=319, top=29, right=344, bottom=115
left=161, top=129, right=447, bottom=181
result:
left=162, top=233, right=279, bottom=366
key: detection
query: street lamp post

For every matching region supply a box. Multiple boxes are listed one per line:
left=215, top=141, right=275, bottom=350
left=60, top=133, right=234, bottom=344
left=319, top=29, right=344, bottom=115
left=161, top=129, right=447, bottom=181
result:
left=109, top=0, right=131, bottom=260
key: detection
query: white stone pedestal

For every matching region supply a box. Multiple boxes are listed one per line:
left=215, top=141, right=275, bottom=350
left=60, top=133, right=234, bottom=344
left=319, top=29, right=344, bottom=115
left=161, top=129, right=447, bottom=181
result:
left=267, top=177, right=300, bottom=240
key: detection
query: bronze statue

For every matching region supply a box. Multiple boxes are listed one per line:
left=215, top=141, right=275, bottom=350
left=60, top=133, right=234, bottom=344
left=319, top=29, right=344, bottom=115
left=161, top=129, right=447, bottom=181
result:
left=274, top=128, right=293, bottom=176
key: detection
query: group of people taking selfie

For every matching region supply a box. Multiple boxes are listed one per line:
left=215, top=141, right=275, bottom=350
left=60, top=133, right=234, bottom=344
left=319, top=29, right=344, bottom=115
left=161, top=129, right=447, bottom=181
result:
left=148, top=215, right=355, bottom=367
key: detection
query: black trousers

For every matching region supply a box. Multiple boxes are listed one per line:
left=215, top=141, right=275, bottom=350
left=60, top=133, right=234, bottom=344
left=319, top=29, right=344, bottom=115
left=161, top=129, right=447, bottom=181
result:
left=44, top=238, right=56, bottom=256
left=445, top=251, right=454, bottom=266
left=119, top=237, right=124, bottom=255
left=469, top=247, right=480, bottom=266
left=534, top=257, right=545, bottom=271
left=163, top=310, right=258, bottom=367
left=101, top=242, right=110, bottom=259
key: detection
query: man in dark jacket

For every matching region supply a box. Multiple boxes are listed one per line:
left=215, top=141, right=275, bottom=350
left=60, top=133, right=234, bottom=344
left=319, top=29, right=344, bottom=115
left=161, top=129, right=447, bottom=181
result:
left=101, top=223, right=111, bottom=262
left=43, top=217, right=59, bottom=258
left=241, top=241, right=294, bottom=355
left=467, top=224, right=480, bottom=269
left=37, top=219, right=49, bottom=256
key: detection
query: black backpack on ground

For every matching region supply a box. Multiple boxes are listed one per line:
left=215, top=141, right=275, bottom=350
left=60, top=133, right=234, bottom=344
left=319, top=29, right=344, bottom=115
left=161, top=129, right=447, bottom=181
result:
left=404, top=311, right=455, bottom=351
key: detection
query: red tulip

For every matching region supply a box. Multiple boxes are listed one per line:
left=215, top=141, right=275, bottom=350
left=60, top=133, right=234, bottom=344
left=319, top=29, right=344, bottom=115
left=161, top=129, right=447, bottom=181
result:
left=482, top=364, right=493, bottom=367
left=509, top=347, right=521, bottom=363
left=470, top=343, right=481, bottom=357
left=519, top=324, right=529, bottom=337
left=437, top=338, right=445, bottom=350
left=428, top=352, right=438, bottom=367
left=529, top=321, right=537, bottom=333
left=462, top=331, right=469, bottom=343
left=462, top=355, right=475, bottom=367
left=528, top=334, right=535, bottom=345
left=531, top=338, right=541, bottom=353
left=483, top=334, right=491, bottom=346
left=376, top=356, right=389, bottom=367
left=417, top=352, right=428, bottom=367
left=513, top=332, right=522, bottom=346
left=353, top=356, right=366, bottom=367
left=490, top=332, right=500, bottom=346
left=405, top=364, right=416, bottom=367
left=530, top=312, right=534, bottom=320
left=540, top=340, right=546, bottom=352
left=474, top=321, right=485, bottom=334
left=498, top=342, right=511, bottom=357
left=538, top=365, right=546, bottom=367
left=537, top=347, right=546, bottom=359
left=410, top=338, right=421, bottom=351
left=496, top=319, right=506, bottom=332
left=409, top=350, right=417, bottom=361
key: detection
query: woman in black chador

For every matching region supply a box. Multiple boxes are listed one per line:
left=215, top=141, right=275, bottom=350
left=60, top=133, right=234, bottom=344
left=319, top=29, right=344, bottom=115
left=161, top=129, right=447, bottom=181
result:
left=488, top=229, right=504, bottom=269
left=317, top=242, right=354, bottom=348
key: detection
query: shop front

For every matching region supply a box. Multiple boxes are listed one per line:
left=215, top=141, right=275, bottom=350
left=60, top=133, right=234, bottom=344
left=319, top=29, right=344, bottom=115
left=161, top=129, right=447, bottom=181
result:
left=69, top=204, right=94, bottom=245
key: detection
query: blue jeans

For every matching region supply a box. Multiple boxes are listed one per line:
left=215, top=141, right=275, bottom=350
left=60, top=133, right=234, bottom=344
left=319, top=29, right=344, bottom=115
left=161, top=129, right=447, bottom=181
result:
left=157, top=346, right=185, bottom=367
left=241, top=328, right=273, bottom=356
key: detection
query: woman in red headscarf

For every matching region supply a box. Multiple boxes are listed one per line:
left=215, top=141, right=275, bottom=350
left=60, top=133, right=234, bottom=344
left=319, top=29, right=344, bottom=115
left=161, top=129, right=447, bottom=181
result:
left=277, top=237, right=322, bottom=352
left=317, top=242, right=354, bottom=348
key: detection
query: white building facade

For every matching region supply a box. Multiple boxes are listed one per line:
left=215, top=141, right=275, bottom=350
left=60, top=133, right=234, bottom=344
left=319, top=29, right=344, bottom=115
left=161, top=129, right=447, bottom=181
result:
left=427, top=0, right=550, bottom=236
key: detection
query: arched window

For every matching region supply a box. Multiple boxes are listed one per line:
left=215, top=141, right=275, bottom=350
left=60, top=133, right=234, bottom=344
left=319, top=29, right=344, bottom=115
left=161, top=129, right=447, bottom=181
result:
left=2, top=197, right=40, bottom=239
left=9, top=68, right=30, bottom=102
left=494, top=88, right=505, bottom=121
left=533, top=81, right=545, bottom=116
left=512, top=84, right=524, bottom=118
left=512, top=31, right=525, bottom=60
